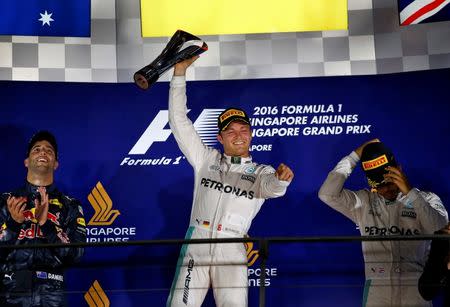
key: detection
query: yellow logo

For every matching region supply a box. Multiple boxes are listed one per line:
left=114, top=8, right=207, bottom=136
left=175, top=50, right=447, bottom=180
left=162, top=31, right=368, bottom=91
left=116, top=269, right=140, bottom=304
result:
left=87, top=182, right=120, bottom=226
left=49, top=199, right=63, bottom=208
left=85, top=280, right=110, bottom=307
left=77, top=218, right=86, bottom=226
left=245, top=242, right=259, bottom=266
left=362, top=155, right=388, bottom=171
left=220, top=109, right=245, bottom=122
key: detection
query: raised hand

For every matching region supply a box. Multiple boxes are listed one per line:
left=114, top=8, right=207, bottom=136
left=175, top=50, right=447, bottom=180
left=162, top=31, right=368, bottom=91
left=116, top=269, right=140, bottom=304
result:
left=6, top=196, right=27, bottom=223
left=383, top=166, right=412, bottom=195
left=34, top=187, right=49, bottom=226
left=275, top=163, right=294, bottom=182
left=355, top=138, right=381, bottom=158
left=174, top=56, right=200, bottom=76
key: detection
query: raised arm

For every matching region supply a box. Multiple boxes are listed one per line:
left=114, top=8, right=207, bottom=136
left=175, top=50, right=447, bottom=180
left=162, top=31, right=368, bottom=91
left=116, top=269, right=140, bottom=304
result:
left=258, top=163, right=293, bottom=199
left=318, top=139, right=380, bottom=223
left=318, top=152, right=363, bottom=223
left=168, top=56, right=213, bottom=169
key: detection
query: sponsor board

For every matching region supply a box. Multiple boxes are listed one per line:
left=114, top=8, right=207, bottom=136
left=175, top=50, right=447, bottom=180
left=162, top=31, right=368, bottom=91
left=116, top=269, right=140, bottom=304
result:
left=85, top=280, right=110, bottom=307
left=122, top=103, right=373, bottom=168
left=245, top=242, right=278, bottom=287
left=87, top=182, right=137, bottom=242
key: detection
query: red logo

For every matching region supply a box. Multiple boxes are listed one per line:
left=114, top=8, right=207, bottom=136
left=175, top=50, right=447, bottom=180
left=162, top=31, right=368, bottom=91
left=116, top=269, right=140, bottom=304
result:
left=18, top=224, right=44, bottom=240
left=23, top=210, right=36, bottom=221
left=47, top=212, right=60, bottom=226
left=362, top=155, right=388, bottom=171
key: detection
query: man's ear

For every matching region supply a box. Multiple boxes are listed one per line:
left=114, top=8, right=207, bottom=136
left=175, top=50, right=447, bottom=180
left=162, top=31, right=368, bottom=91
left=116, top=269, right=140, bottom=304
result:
left=54, top=161, right=59, bottom=171
left=217, top=134, right=223, bottom=145
left=24, top=158, right=29, bottom=168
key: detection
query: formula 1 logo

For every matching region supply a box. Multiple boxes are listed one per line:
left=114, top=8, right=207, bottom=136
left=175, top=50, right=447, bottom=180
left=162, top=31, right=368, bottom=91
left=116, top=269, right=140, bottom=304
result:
left=128, top=109, right=224, bottom=155
left=85, top=280, right=110, bottom=307
left=87, top=182, right=120, bottom=226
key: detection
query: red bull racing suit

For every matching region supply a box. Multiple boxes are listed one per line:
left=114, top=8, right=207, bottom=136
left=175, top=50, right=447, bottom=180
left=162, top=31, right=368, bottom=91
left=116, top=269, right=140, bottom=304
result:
left=166, top=76, right=290, bottom=307
left=0, top=182, right=86, bottom=307
left=318, top=152, right=448, bottom=307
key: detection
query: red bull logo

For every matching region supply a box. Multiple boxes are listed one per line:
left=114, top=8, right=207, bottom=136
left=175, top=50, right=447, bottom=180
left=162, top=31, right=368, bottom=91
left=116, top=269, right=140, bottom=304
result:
left=47, top=212, right=60, bottom=226
left=22, top=209, right=37, bottom=223
left=18, top=224, right=44, bottom=240
left=23, top=210, right=60, bottom=226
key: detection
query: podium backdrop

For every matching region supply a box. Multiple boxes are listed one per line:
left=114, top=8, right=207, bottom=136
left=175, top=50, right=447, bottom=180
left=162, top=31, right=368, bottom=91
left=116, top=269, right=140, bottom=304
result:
left=1, top=68, right=449, bottom=306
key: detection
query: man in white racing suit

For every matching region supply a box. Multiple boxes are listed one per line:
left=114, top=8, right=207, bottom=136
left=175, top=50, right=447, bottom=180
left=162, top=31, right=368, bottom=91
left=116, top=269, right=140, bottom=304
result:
left=318, top=139, right=448, bottom=307
left=166, top=56, right=294, bottom=307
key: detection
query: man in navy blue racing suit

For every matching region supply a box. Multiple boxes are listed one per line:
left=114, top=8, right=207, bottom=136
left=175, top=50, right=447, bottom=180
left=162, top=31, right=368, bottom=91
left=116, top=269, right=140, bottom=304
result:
left=0, top=131, right=86, bottom=307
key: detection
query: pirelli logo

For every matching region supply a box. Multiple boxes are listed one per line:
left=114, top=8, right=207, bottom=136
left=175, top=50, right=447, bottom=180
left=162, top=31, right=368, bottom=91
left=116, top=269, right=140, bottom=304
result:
left=362, top=155, right=388, bottom=171
left=87, top=182, right=120, bottom=226
left=220, top=109, right=245, bottom=122
left=245, top=242, right=259, bottom=266
left=85, top=280, right=110, bottom=307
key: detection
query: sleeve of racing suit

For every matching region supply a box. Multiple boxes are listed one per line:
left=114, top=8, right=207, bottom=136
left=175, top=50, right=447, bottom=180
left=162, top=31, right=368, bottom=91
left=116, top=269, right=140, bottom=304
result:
left=39, top=198, right=86, bottom=265
left=168, top=75, right=213, bottom=170
left=418, top=232, right=449, bottom=300
left=258, top=165, right=290, bottom=199
left=405, top=189, right=448, bottom=232
left=318, top=152, right=365, bottom=224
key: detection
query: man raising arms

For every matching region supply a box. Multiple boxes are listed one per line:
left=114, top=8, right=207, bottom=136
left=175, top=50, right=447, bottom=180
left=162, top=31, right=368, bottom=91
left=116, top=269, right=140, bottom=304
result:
left=166, top=57, right=293, bottom=307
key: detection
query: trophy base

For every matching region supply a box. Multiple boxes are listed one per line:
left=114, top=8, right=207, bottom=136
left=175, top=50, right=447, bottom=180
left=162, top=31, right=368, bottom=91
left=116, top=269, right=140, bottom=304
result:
left=133, top=72, right=158, bottom=90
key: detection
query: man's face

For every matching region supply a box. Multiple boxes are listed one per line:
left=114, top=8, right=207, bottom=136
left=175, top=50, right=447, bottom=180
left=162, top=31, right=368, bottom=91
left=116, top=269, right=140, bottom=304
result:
left=25, top=140, right=58, bottom=173
left=375, top=182, right=400, bottom=201
left=217, top=121, right=252, bottom=157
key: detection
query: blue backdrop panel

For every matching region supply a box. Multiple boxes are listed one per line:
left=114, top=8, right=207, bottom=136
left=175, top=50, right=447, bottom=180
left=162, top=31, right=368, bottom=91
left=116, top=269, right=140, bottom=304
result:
left=0, top=68, right=449, bottom=306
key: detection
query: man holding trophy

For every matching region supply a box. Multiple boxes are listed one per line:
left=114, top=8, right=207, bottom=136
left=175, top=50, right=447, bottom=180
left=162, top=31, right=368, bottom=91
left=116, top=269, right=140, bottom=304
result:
left=164, top=53, right=294, bottom=306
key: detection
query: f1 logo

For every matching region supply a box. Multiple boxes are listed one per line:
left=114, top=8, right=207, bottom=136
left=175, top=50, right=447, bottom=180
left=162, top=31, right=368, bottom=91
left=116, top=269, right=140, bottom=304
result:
left=128, top=109, right=223, bottom=155
left=128, top=110, right=173, bottom=155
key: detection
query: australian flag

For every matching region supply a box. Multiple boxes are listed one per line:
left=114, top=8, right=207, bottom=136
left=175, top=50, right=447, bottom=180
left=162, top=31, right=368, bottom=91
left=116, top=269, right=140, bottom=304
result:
left=0, top=0, right=90, bottom=37
left=399, top=0, right=450, bottom=25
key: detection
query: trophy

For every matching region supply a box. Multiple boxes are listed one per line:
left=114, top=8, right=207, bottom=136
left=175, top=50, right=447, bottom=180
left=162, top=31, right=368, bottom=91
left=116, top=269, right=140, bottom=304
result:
left=134, top=30, right=208, bottom=90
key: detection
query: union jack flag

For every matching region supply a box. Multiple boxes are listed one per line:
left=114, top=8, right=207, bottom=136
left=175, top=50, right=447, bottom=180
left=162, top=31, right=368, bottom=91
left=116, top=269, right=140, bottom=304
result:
left=399, top=0, right=450, bottom=25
